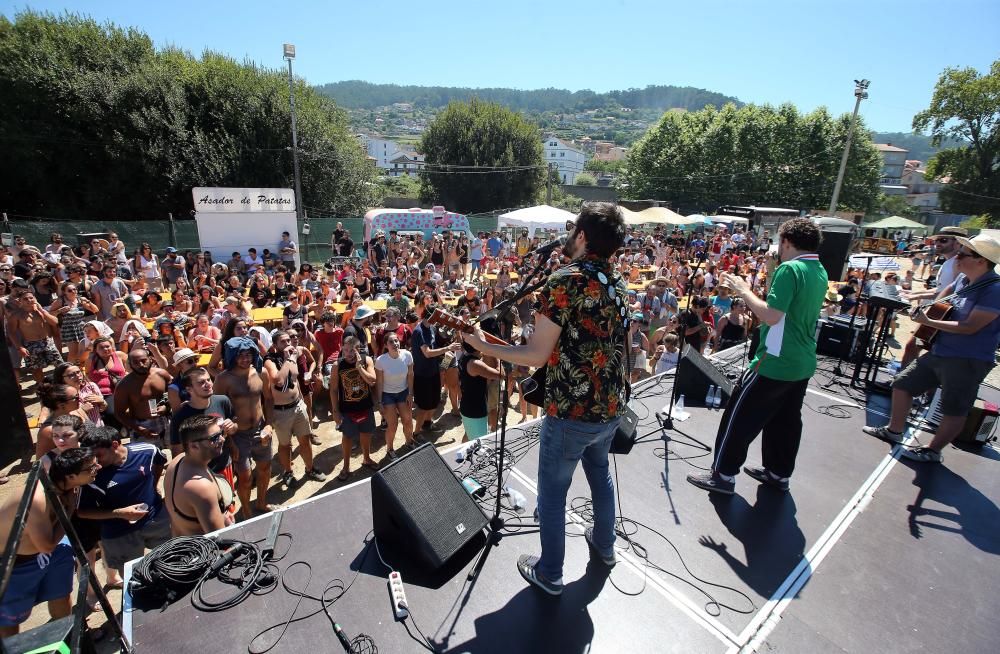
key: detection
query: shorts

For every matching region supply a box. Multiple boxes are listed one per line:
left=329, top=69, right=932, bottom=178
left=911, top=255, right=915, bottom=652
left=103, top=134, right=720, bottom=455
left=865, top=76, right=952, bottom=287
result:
left=339, top=408, right=376, bottom=438
left=0, top=543, right=74, bottom=627
left=471, top=259, right=482, bottom=271
left=381, top=389, right=409, bottom=406
left=133, top=416, right=169, bottom=443
left=233, top=424, right=274, bottom=471
left=23, top=337, right=63, bottom=370
left=272, top=401, right=311, bottom=446
left=462, top=415, right=489, bottom=440
left=413, top=372, right=442, bottom=410
left=101, top=508, right=172, bottom=571
left=486, top=379, right=499, bottom=413
left=893, top=353, right=993, bottom=417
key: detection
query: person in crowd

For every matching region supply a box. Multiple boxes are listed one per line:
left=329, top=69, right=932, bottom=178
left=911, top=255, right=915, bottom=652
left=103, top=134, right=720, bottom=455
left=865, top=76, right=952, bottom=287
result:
left=462, top=202, right=628, bottom=596
left=51, top=362, right=105, bottom=426
left=375, top=331, right=415, bottom=459
left=78, top=427, right=170, bottom=583
left=187, top=313, right=222, bottom=353
left=161, top=248, right=188, bottom=288
left=214, top=337, right=276, bottom=518
left=715, top=298, right=749, bottom=352
left=86, top=336, right=126, bottom=427
left=330, top=335, right=379, bottom=480
left=864, top=234, right=1000, bottom=463
left=628, top=312, right=650, bottom=383
left=92, top=265, right=130, bottom=320
left=166, top=348, right=200, bottom=413
left=8, top=284, right=62, bottom=389
left=687, top=218, right=828, bottom=495
left=0, top=448, right=99, bottom=637
left=113, top=347, right=172, bottom=445
left=34, top=382, right=89, bottom=459
left=135, top=243, right=162, bottom=291
left=457, top=339, right=500, bottom=441
left=163, top=415, right=235, bottom=536
left=264, top=330, right=326, bottom=486
left=651, top=331, right=681, bottom=375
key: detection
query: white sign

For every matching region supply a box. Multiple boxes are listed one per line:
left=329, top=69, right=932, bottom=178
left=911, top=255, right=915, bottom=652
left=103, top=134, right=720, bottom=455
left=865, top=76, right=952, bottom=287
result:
left=192, top=187, right=296, bottom=213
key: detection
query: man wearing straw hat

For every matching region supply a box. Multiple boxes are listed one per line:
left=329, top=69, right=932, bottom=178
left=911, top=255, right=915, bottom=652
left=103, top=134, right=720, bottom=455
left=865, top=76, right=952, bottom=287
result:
left=864, top=233, right=1000, bottom=462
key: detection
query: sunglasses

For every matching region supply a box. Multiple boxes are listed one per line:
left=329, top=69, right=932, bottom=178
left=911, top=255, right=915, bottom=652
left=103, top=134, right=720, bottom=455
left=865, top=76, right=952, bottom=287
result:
left=956, top=250, right=983, bottom=260
left=193, top=432, right=225, bottom=444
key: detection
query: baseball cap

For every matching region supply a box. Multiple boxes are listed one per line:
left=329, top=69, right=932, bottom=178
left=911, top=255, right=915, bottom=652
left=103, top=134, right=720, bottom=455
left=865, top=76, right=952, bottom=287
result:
left=165, top=247, right=177, bottom=254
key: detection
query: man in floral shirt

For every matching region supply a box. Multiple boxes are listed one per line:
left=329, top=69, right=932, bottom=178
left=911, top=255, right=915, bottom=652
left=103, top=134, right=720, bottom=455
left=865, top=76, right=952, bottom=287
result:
left=462, top=202, right=627, bottom=596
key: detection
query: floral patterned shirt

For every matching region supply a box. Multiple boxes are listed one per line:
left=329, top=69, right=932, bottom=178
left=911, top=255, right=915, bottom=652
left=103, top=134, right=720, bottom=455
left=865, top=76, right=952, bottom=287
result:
left=535, top=255, right=628, bottom=422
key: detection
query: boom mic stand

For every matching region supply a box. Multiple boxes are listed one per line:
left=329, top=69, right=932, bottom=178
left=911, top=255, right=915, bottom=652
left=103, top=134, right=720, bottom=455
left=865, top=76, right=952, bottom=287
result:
left=466, top=253, right=554, bottom=583
left=661, top=249, right=709, bottom=431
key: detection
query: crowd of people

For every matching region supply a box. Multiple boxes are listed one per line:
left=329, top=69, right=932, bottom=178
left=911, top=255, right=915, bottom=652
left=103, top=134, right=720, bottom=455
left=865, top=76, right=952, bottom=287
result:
left=0, top=217, right=782, bottom=630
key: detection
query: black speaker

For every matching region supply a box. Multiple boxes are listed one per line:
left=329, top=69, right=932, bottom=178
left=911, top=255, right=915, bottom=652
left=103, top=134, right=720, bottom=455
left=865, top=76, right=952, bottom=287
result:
left=675, top=345, right=734, bottom=407
left=816, top=320, right=855, bottom=358
left=371, top=443, right=488, bottom=570
left=2, top=616, right=95, bottom=654
left=817, top=230, right=854, bottom=282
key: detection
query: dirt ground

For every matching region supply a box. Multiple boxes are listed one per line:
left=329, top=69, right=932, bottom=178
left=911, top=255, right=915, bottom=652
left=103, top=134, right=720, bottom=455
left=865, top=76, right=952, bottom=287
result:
left=6, top=255, right=996, bottom=650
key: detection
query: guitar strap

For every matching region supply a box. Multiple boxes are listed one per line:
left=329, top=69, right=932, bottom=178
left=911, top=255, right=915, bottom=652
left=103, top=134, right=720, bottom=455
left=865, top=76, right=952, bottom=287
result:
left=939, top=274, right=1000, bottom=304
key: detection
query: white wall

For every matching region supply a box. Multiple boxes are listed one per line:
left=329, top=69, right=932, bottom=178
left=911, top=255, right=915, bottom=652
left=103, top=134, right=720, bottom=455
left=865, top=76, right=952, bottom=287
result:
left=193, top=187, right=299, bottom=268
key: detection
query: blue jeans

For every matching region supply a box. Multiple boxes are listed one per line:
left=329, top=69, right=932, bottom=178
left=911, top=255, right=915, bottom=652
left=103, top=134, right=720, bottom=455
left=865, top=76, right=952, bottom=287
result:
left=536, top=415, right=620, bottom=581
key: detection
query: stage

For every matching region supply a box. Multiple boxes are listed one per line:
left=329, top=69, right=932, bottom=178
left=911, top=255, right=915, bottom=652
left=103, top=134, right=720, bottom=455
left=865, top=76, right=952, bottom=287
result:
left=123, top=348, right=1000, bottom=653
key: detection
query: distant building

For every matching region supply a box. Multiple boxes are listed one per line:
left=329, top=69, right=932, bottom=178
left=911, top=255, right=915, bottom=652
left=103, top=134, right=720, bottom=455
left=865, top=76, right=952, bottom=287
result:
left=392, top=102, right=413, bottom=112
left=358, top=135, right=403, bottom=170
left=543, top=136, right=587, bottom=184
left=594, top=141, right=627, bottom=162
left=902, top=161, right=947, bottom=212
left=388, top=152, right=425, bottom=177
left=874, top=143, right=909, bottom=196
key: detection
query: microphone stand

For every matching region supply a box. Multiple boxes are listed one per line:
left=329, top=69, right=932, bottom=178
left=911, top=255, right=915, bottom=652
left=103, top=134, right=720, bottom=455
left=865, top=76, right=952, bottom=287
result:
left=661, top=250, right=709, bottom=431
left=466, top=252, right=554, bottom=583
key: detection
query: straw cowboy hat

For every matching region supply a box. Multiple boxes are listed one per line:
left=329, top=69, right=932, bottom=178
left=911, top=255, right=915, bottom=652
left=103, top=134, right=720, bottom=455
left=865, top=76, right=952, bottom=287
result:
left=956, top=234, right=1000, bottom=265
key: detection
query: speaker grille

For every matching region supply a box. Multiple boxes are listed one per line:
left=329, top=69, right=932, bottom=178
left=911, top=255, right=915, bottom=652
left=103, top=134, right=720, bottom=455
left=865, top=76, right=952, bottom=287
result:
left=372, top=444, right=488, bottom=569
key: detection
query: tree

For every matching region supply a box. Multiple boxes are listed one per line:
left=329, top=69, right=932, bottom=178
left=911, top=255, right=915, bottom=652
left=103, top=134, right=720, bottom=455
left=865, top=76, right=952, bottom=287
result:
left=379, top=174, right=421, bottom=198
left=875, top=193, right=917, bottom=217
left=574, top=173, right=596, bottom=186
left=617, top=103, right=881, bottom=213
left=913, top=60, right=1000, bottom=223
left=585, top=158, right=624, bottom=174
left=0, top=11, right=377, bottom=220
left=419, top=99, right=544, bottom=213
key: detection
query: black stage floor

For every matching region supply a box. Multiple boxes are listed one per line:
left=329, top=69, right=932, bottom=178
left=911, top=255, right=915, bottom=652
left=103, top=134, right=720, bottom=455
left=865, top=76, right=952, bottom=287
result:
left=124, top=350, right=1000, bottom=653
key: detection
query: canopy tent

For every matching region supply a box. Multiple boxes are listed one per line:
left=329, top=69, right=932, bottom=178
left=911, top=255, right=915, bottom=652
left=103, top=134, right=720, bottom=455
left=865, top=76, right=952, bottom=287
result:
left=497, top=205, right=577, bottom=237
left=620, top=206, right=703, bottom=228
left=848, top=255, right=900, bottom=272
left=861, top=215, right=929, bottom=233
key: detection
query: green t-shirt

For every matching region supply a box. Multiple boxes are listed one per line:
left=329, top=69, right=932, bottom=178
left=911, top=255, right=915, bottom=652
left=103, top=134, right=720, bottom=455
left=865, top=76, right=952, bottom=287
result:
left=750, top=255, right=828, bottom=381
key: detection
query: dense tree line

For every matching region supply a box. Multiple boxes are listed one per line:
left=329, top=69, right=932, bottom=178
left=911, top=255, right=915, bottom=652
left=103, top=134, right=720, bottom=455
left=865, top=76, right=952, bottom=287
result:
left=419, top=100, right=544, bottom=214
left=0, top=11, right=377, bottom=220
left=618, top=103, right=882, bottom=213
left=317, top=80, right=741, bottom=114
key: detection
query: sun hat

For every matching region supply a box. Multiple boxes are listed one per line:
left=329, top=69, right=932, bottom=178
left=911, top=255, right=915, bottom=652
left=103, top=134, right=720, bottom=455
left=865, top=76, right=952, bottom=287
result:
left=956, top=234, right=1000, bottom=265
left=172, top=348, right=199, bottom=366
left=353, top=305, right=377, bottom=320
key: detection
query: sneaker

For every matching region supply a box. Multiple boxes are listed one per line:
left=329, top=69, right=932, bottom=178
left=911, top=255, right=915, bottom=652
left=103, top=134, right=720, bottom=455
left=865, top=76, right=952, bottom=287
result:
left=900, top=446, right=943, bottom=463
left=742, top=466, right=789, bottom=492
left=686, top=471, right=735, bottom=495
left=516, top=555, right=563, bottom=596
left=583, top=526, right=616, bottom=567
left=304, top=468, right=327, bottom=481
left=422, top=420, right=433, bottom=431
left=862, top=425, right=905, bottom=444
left=310, top=435, right=322, bottom=446
left=386, top=449, right=399, bottom=460
left=279, top=470, right=296, bottom=486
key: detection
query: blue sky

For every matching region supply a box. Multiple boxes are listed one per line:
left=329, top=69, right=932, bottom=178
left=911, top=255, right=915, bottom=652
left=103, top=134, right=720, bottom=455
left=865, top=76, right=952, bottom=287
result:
left=3, top=0, right=998, bottom=132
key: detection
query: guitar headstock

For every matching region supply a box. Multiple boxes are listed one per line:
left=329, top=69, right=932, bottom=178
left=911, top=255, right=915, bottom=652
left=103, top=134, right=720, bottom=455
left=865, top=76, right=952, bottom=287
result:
left=428, top=307, right=472, bottom=334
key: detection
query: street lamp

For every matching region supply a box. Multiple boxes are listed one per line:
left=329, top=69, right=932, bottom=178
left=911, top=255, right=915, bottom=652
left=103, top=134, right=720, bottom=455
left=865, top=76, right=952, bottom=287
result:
left=827, top=79, right=870, bottom=214
left=283, top=43, right=304, bottom=227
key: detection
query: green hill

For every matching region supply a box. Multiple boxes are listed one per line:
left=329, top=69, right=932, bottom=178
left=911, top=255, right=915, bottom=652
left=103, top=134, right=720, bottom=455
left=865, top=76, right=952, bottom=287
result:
left=315, top=80, right=743, bottom=113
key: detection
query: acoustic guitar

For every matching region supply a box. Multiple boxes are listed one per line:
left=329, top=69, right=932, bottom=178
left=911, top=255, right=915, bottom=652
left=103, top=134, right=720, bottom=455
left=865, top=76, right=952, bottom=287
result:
left=424, top=308, right=512, bottom=347
left=911, top=301, right=953, bottom=350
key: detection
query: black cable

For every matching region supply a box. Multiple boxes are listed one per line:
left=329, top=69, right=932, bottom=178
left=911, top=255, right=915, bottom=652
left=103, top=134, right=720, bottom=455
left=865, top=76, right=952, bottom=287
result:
left=129, top=536, right=219, bottom=603
left=191, top=539, right=265, bottom=612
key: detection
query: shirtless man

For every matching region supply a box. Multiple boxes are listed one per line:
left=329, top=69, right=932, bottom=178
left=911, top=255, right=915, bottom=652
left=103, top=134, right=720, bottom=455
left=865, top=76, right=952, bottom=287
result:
left=113, top=348, right=172, bottom=445
left=0, top=448, right=99, bottom=636
left=264, top=331, right=326, bottom=487
left=214, top=339, right=276, bottom=518
left=163, top=415, right=235, bottom=536
left=7, top=285, right=62, bottom=387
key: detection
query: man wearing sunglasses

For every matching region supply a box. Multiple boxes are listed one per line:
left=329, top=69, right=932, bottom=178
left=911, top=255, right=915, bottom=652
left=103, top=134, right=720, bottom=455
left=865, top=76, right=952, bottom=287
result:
left=864, top=234, right=1000, bottom=463
left=163, top=415, right=236, bottom=536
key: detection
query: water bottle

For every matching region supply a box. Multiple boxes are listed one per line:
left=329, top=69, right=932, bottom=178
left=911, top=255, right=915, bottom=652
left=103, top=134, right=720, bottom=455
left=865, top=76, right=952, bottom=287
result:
left=705, top=385, right=716, bottom=408
left=713, top=386, right=722, bottom=409
left=672, top=394, right=687, bottom=419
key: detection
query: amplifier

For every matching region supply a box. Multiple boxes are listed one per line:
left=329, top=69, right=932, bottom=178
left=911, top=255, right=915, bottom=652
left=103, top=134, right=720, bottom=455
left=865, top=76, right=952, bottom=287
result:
left=955, top=399, right=999, bottom=446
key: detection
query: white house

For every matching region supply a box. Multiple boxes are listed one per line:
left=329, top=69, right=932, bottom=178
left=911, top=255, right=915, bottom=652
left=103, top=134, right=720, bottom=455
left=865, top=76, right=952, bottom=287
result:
left=388, top=152, right=426, bottom=177
left=903, top=163, right=947, bottom=212
left=874, top=143, right=909, bottom=196
left=543, top=136, right=587, bottom=184
left=358, top=135, right=403, bottom=170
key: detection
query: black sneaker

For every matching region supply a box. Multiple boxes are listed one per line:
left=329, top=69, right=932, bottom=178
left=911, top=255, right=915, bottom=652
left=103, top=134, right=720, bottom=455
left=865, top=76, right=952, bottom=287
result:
left=304, top=468, right=327, bottom=482
left=686, top=471, right=735, bottom=495
left=422, top=420, right=433, bottom=431
left=516, top=555, right=562, bottom=596
left=279, top=470, right=296, bottom=487
left=862, top=425, right=905, bottom=444
left=742, top=466, right=789, bottom=492
left=583, top=526, right=616, bottom=567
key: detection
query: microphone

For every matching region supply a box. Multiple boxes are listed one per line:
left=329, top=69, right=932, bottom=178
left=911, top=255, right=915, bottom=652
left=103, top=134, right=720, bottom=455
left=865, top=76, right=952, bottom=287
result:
left=533, top=235, right=567, bottom=259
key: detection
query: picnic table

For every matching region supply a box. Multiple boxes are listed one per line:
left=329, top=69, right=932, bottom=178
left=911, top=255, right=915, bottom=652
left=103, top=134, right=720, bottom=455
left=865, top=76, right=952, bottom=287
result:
left=251, top=307, right=284, bottom=325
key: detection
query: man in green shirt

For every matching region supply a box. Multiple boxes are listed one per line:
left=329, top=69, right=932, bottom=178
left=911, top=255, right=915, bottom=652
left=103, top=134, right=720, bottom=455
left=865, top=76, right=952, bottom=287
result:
left=688, top=218, right=828, bottom=495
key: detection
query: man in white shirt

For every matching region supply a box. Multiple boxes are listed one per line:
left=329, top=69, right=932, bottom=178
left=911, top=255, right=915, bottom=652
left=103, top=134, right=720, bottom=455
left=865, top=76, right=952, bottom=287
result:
left=470, top=232, right=485, bottom=280
left=243, top=248, right=264, bottom=275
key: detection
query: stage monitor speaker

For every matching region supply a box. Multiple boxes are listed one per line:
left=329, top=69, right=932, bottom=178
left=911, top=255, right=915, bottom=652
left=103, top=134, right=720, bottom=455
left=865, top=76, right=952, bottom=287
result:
left=817, top=229, right=854, bottom=282
left=816, top=320, right=855, bottom=358
left=372, top=443, right=488, bottom=570
left=1, top=615, right=96, bottom=654
left=955, top=399, right=999, bottom=446
left=675, top=345, right=733, bottom=407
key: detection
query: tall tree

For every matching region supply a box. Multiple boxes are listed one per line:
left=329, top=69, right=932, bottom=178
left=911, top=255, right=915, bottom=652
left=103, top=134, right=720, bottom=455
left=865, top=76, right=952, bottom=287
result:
left=913, top=60, right=1000, bottom=222
left=0, top=11, right=377, bottom=220
left=419, top=99, right=544, bottom=213
left=618, top=103, right=881, bottom=213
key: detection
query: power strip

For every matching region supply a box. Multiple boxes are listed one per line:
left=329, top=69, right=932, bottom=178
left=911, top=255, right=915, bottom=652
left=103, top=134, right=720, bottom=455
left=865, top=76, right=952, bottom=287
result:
left=387, top=570, right=409, bottom=620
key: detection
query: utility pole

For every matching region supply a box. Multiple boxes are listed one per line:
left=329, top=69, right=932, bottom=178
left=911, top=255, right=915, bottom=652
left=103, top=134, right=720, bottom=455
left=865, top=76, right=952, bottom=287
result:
left=828, top=79, right=870, bottom=215
left=546, top=163, right=554, bottom=204
left=283, top=44, right=304, bottom=223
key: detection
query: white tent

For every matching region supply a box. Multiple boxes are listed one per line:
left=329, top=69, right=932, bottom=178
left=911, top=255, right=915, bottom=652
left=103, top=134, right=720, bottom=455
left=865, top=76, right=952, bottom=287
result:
left=849, top=255, right=900, bottom=272
left=620, top=206, right=703, bottom=227
left=497, top=205, right=576, bottom=237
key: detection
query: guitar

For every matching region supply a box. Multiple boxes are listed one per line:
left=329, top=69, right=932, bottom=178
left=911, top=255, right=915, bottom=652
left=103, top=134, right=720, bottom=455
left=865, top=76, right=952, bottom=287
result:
left=911, top=301, right=953, bottom=350
left=424, top=308, right=511, bottom=347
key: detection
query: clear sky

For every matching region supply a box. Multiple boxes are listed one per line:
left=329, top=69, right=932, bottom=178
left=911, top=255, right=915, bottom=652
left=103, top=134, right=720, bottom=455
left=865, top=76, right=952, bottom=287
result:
left=3, top=0, right=998, bottom=132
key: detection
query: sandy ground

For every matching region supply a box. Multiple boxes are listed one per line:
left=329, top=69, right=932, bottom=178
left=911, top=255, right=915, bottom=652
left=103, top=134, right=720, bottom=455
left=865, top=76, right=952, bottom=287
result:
left=5, top=255, right=997, bottom=649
